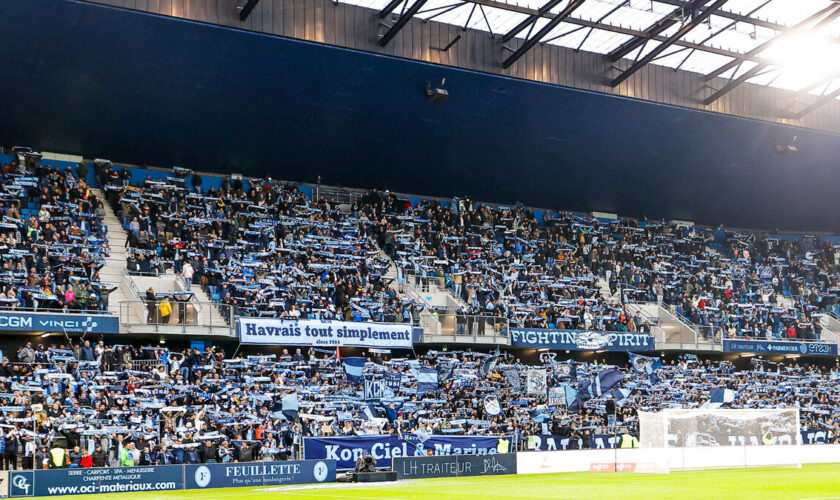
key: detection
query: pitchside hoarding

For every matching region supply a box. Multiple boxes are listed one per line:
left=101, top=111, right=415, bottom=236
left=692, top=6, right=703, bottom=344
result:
left=185, top=460, right=335, bottom=489
left=394, top=454, right=517, bottom=479
left=9, top=466, right=183, bottom=497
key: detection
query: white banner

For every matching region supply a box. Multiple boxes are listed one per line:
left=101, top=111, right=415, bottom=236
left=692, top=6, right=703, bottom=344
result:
left=526, top=369, right=547, bottom=395
left=237, top=318, right=413, bottom=348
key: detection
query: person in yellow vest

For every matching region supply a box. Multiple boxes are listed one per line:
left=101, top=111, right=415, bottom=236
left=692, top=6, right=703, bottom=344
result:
left=497, top=435, right=510, bottom=454
left=50, top=446, right=66, bottom=468
left=158, top=296, right=172, bottom=325
left=762, top=431, right=774, bottom=445
left=619, top=429, right=639, bottom=448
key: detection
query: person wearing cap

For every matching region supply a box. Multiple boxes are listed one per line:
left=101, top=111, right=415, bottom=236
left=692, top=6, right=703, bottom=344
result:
left=92, top=443, right=107, bottom=467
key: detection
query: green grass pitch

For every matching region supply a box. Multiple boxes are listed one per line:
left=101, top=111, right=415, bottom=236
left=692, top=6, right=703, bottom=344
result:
left=51, top=463, right=840, bottom=500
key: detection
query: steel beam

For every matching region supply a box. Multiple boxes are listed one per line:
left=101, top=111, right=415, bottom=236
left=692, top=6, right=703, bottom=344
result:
left=705, top=3, right=839, bottom=81
left=379, top=0, right=404, bottom=19
left=704, top=5, right=840, bottom=104
left=792, top=87, right=840, bottom=119
left=239, top=0, right=261, bottom=21
left=501, top=0, right=587, bottom=69
left=608, top=4, right=689, bottom=62
left=378, top=0, right=429, bottom=46
left=501, top=0, right=565, bottom=43
left=610, top=0, right=728, bottom=87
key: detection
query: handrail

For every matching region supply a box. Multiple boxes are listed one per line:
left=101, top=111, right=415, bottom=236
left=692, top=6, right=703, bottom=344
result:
left=0, top=305, right=115, bottom=315
left=118, top=300, right=234, bottom=335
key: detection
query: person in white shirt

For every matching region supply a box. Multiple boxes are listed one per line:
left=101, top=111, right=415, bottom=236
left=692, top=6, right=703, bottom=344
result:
left=181, top=261, right=194, bottom=290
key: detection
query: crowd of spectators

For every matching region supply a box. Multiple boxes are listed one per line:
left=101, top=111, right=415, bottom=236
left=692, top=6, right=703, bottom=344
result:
left=0, top=159, right=114, bottom=313
left=97, top=166, right=424, bottom=325
left=361, top=190, right=838, bottom=340
left=2, top=156, right=837, bottom=341
left=0, top=340, right=837, bottom=469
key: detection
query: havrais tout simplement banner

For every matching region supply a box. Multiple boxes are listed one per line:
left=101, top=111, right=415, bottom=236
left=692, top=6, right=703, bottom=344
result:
left=237, top=318, right=413, bottom=348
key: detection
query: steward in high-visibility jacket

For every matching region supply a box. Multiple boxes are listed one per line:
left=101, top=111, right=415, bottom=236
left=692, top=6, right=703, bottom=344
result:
left=50, top=447, right=66, bottom=468
left=620, top=433, right=639, bottom=448
left=762, top=431, right=774, bottom=445
left=497, top=436, right=510, bottom=453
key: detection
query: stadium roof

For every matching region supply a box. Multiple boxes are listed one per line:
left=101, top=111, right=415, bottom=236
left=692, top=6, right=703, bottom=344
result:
left=349, top=0, right=840, bottom=108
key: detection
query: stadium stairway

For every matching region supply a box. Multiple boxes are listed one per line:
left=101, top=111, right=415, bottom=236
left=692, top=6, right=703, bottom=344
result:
left=624, top=302, right=711, bottom=350
left=90, top=187, right=136, bottom=318
left=92, top=188, right=232, bottom=335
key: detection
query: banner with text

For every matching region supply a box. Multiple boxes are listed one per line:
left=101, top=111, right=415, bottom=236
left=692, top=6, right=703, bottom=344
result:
left=723, top=339, right=837, bottom=356
left=531, top=434, right=620, bottom=451
left=303, top=434, right=500, bottom=470
left=238, top=318, right=413, bottom=348
left=511, top=329, right=654, bottom=351
left=9, top=465, right=183, bottom=497
left=0, top=311, right=118, bottom=335
left=394, top=453, right=516, bottom=479
left=185, top=460, right=335, bottom=489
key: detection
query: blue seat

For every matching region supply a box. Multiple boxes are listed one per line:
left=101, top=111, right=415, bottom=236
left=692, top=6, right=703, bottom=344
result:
left=211, top=293, right=220, bottom=301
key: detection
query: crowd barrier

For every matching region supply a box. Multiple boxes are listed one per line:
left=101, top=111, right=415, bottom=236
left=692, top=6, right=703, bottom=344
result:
left=6, top=460, right=335, bottom=497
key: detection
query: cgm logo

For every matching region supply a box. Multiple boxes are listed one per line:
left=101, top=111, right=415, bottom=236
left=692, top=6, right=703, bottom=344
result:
left=194, top=465, right=212, bottom=488
left=313, top=461, right=330, bottom=482
left=11, top=472, right=32, bottom=496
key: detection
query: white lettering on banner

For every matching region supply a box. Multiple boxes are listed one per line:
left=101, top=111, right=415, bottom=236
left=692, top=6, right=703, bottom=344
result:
left=238, top=318, right=413, bottom=348
left=510, top=329, right=652, bottom=349
left=0, top=316, right=31, bottom=328
left=224, top=464, right=301, bottom=477
left=323, top=442, right=496, bottom=462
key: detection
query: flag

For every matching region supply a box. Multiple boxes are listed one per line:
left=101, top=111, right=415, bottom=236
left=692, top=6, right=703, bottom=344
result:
left=479, top=354, right=499, bottom=378
left=581, top=369, right=624, bottom=399
left=437, top=359, right=456, bottom=383
left=629, top=353, right=662, bottom=384
left=417, top=368, right=439, bottom=393
left=484, top=394, right=501, bottom=416
left=343, top=357, right=365, bottom=383
left=547, top=387, right=566, bottom=407
left=384, top=371, right=402, bottom=390
left=607, top=387, right=632, bottom=404
left=526, top=369, right=547, bottom=396
left=703, top=388, right=737, bottom=409
left=281, top=392, right=299, bottom=421
left=502, top=367, right=521, bottom=391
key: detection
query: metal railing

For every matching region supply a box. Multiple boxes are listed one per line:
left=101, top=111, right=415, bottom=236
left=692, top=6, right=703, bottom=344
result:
left=118, top=300, right=234, bottom=335
left=403, top=270, right=447, bottom=294
left=436, top=312, right=509, bottom=342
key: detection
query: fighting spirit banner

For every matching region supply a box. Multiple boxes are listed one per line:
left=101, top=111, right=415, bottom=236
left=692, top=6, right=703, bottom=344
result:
left=511, top=328, right=654, bottom=351
left=303, top=434, right=500, bottom=470
left=237, top=318, right=413, bottom=348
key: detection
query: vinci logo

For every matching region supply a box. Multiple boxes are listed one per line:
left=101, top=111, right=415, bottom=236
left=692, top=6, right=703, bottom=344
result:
left=10, top=471, right=33, bottom=497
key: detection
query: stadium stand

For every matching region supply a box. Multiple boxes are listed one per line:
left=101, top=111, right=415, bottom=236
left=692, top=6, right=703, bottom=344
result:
left=0, top=342, right=837, bottom=469
left=80, top=160, right=839, bottom=342
left=0, top=158, right=116, bottom=314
